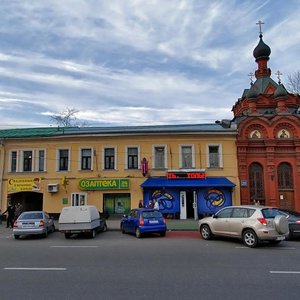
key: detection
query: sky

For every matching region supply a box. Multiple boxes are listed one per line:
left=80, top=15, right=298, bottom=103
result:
left=1, top=0, right=300, bottom=129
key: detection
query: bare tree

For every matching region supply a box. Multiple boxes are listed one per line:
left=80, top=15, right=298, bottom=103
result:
left=286, top=71, right=300, bottom=94
left=50, top=108, right=88, bottom=127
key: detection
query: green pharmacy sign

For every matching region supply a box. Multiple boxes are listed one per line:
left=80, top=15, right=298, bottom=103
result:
left=79, top=178, right=130, bottom=191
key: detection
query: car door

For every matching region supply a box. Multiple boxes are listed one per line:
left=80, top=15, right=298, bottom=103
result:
left=127, top=209, right=138, bottom=233
left=228, top=208, right=249, bottom=237
left=211, top=207, right=233, bottom=236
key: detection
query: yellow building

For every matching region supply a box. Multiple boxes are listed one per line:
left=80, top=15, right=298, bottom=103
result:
left=0, top=124, right=240, bottom=219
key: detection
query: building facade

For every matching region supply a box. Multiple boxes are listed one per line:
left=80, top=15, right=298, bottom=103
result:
left=232, top=32, right=300, bottom=211
left=0, top=124, right=239, bottom=219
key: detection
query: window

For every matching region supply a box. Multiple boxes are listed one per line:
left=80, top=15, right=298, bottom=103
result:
left=81, top=148, right=92, bottom=170
left=23, top=150, right=32, bottom=172
left=104, top=147, right=115, bottom=170
left=232, top=208, right=248, bottom=218
left=127, top=147, right=138, bottom=169
left=37, top=150, right=45, bottom=172
left=278, top=163, right=293, bottom=189
left=207, top=145, right=223, bottom=168
left=153, top=146, right=166, bottom=169
left=72, top=193, right=87, bottom=206
left=10, top=151, right=17, bottom=172
left=180, top=145, right=193, bottom=168
left=216, top=208, right=232, bottom=218
left=249, top=163, right=265, bottom=203
left=58, top=149, right=69, bottom=171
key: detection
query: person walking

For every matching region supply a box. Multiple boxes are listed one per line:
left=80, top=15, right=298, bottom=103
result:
left=154, top=199, right=159, bottom=210
left=2, top=202, right=15, bottom=228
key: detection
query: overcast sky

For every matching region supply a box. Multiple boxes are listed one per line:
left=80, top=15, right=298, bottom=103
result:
left=1, top=0, right=300, bottom=129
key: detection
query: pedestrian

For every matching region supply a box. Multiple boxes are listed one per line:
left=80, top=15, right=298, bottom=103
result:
left=2, top=202, right=15, bottom=228
left=147, top=200, right=154, bottom=209
left=154, top=199, right=159, bottom=210
left=138, top=200, right=144, bottom=208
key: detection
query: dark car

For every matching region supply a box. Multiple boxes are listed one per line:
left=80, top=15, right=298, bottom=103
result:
left=278, top=209, right=300, bottom=240
left=13, top=211, right=55, bottom=239
left=120, top=208, right=167, bottom=238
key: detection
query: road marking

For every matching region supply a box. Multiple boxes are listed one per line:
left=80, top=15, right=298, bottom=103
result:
left=51, top=245, right=98, bottom=248
left=4, top=267, right=66, bottom=271
left=270, top=271, right=300, bottom=274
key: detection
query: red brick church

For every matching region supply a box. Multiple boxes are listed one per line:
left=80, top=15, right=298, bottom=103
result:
left=232, top=24, right=300, bottom=211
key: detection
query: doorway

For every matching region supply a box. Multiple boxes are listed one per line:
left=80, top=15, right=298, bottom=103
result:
left=180, top=190, right=197, bottom=219
left=8, top=192, right=43, bottom=211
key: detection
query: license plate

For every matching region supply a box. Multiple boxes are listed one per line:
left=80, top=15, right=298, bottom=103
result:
left=149, top=220, right=159, bottom=224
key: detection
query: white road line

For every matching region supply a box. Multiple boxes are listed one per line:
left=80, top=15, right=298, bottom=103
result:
left=270, top=271, right=300, bottom=274
left=51, top=245, right=98, bottom=248
left=4, top=268, right=66, bottom=271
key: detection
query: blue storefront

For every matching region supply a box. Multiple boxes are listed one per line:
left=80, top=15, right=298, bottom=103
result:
left=141, top=176, right=236, bottom=219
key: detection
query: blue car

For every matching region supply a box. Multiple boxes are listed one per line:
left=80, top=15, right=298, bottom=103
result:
left=120, top=208, right=167, bottom=238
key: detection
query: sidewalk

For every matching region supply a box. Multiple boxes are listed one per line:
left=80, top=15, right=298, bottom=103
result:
left=0, top=218, right=199, bottom=232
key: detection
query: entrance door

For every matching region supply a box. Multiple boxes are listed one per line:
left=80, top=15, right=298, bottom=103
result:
left=180, top=191, right=186, bottom=219
left=193, top=191, right=198, bottom=220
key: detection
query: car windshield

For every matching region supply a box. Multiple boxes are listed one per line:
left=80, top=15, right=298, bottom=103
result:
left=20, top=212, right=43, bottom=220
left=262, top=208, right=281, bottom=219
left=142, top=211, right=163, bottom=218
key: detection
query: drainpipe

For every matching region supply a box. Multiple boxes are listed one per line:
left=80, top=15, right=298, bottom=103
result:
left=0, top=139, right=5, bottom=210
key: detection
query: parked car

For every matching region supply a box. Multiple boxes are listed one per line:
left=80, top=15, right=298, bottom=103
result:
left=198, top=205, right=289, bottom=248
left=278, top=209, right=300, bottom=240
left=120, top=208, right=167, bottom=238
left=58, top=205, right=107, bottom=239
left=13, top=211, right=55, bottom=239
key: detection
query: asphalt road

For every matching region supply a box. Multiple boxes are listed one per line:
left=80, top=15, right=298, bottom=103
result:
left=0, top=230, right=299, bottom=300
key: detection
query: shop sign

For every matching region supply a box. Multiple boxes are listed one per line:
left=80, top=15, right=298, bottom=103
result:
left=78, top=178, right=130, bottom=190
left=167, top=169, right=206, bottom=179
left=8, top=177, right=41, bottom=193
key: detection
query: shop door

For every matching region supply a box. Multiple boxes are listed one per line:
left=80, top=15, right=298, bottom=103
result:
left=180, top=191, right=186, bottom=220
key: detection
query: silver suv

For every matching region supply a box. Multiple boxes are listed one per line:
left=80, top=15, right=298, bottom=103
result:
left=199, top=205, right=289, bottom=248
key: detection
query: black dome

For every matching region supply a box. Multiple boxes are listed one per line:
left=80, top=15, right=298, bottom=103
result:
left=253, top=34, right=271, bottom=59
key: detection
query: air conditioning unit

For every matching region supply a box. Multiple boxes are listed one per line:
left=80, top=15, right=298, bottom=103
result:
left=47, top=184, right=59, bottom=193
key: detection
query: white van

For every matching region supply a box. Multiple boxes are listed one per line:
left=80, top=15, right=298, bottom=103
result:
left=58, top=205, right=107, bottom=239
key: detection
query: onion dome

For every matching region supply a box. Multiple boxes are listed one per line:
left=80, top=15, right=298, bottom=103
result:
left=253, top=34, right=271, bottom=60
left=274, top=84, right=287, bottom=99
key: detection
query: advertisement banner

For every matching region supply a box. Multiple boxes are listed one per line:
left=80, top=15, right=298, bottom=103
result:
left=8, top=177, right=41, bottom=193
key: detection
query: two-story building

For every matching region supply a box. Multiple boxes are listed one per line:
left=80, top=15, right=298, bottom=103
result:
left=0, top=124, right=239, bottom=219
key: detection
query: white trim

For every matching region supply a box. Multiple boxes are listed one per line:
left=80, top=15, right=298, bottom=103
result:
left=206, top=144, right=223, bottom=168
left=179, top=144, right=195, bottom=168
left=152, top=144, right=167, bottom=169
left=102, top=146, right=117, bottom=170
left=78, top=147, right=93, bottom=171
left=125, top=145, right=140, bottom=169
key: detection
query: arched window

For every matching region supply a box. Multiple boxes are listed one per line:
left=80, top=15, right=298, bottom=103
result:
left=249, top=163, right=264, bottom=203
left=278, top=163, right=293, bottom=189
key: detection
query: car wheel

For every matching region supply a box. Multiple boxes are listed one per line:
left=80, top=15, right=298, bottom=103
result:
left=14, top=235, right=20, bottom=240
left=160, top=231, right=166, bottom=237
left=65, top=233, right=71, bottom=239
left=135, top=227, right=142, bottom=238
left=200, top=224, right=213, bottom=240
left=90, top=229, right=96, bottom=238
left=274, top=215, right=289, bottom=235
left=102, top=224, right=108, bottom=232
left=242, top=229, right=258, bottom=248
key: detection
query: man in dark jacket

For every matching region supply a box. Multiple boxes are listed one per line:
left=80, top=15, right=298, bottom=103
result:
left=2, top=203, right=15, bottom=228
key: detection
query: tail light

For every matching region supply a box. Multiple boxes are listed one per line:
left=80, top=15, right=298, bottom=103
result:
left=257, top=217, right=267, bottom=225
left=296, top=220, right=300, bottom=224
left=39, top=220, right=45, bottom=227
left=139, top=218, right=144, bottom=226
left=13, top=221, right=18, bottom=228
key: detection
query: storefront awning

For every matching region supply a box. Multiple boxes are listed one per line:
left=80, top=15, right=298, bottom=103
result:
left=141, top=177, right=236, bottom=188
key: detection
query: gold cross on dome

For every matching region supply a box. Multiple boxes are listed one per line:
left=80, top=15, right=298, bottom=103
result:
left=248, top=72, right=254, bottom=84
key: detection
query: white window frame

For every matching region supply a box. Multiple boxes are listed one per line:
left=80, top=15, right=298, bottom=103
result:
left=152, top=145, right=167, bottom=169
left=179, top=144, right=195, bottom=169
left=79, top=147, right=93, bottom=171
left=57, top=148, right=71, bottom=172
left=34, top=149, right=46, bottom=172
left=9, top=150, right=19, bottom=172
left=206, top=144, right=223, bottom=168
left=102, top=146, right=117, bottom=170
left=125, top=145, right=140, bottom=170
left=71, top=193, right=88, bottom=206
